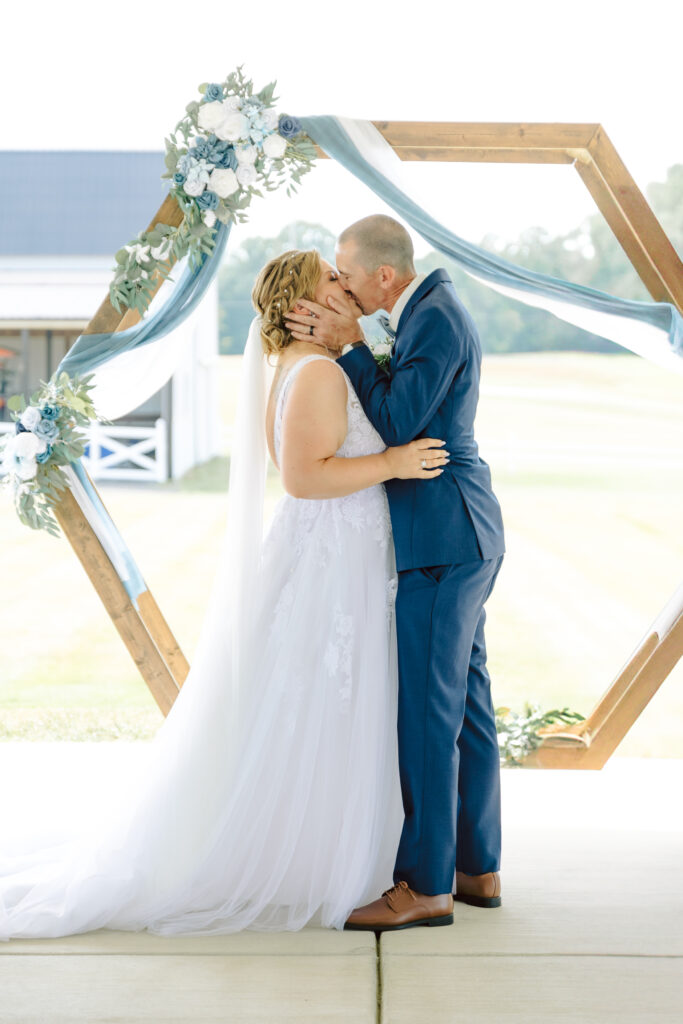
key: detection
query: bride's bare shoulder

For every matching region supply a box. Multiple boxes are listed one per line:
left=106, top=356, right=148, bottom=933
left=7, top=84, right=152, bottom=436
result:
left=286, top=356, right=347, bottom=396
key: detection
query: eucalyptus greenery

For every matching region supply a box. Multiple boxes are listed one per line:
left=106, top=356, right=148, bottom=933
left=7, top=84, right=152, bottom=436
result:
left=495, top=702, right=586, bottom=767
left=109, top=65, right=318, bottom=317
left=0, top=372, right=110, bottom=537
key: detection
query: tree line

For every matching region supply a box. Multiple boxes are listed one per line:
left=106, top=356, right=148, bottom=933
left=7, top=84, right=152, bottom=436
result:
left=218, top=164, right=682, bottom=355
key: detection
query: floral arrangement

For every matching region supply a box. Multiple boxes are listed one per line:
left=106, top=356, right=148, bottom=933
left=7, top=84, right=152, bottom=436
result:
left=495, top=701, right=586, bottom=767
left=109, top=66, right=318, bottom=316
left=369, top=339, right=393, bottom=369
left=0, top=372, right=107, bottom=536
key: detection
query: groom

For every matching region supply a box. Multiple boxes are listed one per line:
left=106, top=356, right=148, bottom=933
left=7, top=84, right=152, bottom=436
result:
left=285, top=214, right=505, bottom=931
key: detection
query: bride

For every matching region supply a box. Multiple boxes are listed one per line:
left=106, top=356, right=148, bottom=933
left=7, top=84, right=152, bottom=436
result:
left=0, top=247, right=449, bottom=938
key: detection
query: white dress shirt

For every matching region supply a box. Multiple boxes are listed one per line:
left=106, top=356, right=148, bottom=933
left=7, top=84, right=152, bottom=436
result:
left=387, top=272, right=427, bottom=333
left=344, top=272, right=428, bottom=354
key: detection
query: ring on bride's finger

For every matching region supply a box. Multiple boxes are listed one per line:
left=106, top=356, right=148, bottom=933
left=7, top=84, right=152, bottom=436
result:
left=421, top=458, right=427, bottom=469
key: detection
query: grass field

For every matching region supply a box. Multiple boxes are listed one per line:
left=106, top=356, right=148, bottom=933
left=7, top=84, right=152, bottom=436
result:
left=1, top=351, right=681, bottom=756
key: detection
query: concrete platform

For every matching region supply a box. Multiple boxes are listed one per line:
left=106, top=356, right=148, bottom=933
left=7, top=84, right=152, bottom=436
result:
left=0, top=751, right=681, bottom=1022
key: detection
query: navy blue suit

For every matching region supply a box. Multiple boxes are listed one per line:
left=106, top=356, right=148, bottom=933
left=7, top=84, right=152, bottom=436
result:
left=338, top=268, right=505, bottom=895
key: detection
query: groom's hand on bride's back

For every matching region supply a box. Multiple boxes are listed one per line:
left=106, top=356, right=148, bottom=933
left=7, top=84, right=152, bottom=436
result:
left=284, top=296, right=363, bottom=353
left=384, top=438, right=450, bottom=480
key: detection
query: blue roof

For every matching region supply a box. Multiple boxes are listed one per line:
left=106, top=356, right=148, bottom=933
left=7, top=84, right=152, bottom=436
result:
left=0, top=151, right=169, bottom=255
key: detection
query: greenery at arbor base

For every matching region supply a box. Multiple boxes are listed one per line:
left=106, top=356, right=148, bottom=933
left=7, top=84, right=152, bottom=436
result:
left=218, top=163, right=682, bottom=356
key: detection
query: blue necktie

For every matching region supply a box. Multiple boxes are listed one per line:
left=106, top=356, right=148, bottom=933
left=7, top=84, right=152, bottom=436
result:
left=377, top=314, right=396, bottom=340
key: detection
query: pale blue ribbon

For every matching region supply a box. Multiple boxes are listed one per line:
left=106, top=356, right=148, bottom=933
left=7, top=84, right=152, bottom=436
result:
left=53, top=221, right=231, bottom=604
left=299, top=116, right=683, bottom=358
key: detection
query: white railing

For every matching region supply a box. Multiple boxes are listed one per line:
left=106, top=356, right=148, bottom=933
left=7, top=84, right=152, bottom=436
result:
left=0, top=418, right=168, bottom=482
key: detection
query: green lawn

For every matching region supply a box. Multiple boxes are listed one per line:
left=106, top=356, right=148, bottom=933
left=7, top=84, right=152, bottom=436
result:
left=1, top=351, right=681, bottom=756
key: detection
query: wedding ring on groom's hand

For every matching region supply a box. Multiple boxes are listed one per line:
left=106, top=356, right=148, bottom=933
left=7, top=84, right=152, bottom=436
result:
left=309, top=324, right=314, bottom=336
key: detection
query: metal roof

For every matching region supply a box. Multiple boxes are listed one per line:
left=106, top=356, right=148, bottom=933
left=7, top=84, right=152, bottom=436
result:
left=0, top=151, right=168, bottom=255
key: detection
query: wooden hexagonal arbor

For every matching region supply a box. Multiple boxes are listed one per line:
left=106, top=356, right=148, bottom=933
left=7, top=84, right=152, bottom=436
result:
left=51, top=122, right=683, bottom=767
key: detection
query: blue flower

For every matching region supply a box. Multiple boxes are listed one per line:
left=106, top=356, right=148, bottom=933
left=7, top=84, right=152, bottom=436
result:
left=278, top=115, right=302, bottom=139
left=36, top=443, right=53, bottom=464
left=193, top=134, right=238, bottom=170
left=214, top=145, right=238, bottom=171
left=40, top=403, right=60, bottom=420
left=177, top=153, right=194, bottom=176
left=204, top=83, right=224, bottom=102
left=196, top=190, right=219, bottom=211
left=34, top=417, right=59, bottom=442
left=190, top=136, right=217, bottom=162
left=249, top=127, right=265, bottom=144
left=173, top=171, right=186, bottom=186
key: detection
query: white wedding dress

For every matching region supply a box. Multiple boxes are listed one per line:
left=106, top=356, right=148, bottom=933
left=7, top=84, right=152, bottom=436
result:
left=0, top=352, right=405, bottom=939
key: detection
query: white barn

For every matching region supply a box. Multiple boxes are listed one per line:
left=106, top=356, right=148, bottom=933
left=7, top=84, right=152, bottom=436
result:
left=0, top=151, right=221, bottom=482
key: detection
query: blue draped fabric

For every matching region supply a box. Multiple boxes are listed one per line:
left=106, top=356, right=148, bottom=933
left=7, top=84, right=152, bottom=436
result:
left=57, top=220, right=231, bottom=377
left=54, top=221, right=231, bottom=605
left=299, top=116, right=683, bottom=359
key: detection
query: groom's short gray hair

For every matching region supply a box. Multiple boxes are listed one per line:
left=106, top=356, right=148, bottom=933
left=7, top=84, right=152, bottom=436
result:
left=338, top=215, right=416, bottom=276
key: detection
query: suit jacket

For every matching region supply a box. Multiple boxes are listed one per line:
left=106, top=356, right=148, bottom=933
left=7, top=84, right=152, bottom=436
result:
left=337, top=268, right=505, bottom=571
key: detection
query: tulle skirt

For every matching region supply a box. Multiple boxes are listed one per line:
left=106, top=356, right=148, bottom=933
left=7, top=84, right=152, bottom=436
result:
left=0, top=483, right=404, bottom=938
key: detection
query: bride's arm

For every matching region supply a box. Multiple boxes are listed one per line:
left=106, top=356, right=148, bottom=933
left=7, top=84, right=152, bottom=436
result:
left=279, top=359, right=448, bottom=500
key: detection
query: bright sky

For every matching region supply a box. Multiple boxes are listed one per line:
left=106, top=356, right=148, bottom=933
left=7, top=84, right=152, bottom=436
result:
left=2, top=0, right=680, bottom=259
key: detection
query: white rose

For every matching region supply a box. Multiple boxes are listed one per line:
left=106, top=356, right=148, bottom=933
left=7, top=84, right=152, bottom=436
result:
left=262, top=108, right=279, bottom=130
left=208, top=167, right=239, bottom=198
left=124, top=241, right=151, bottom=264
left=202, top=209, right=217, bottom=228
left=235, top=164, right=258, bottom=188
left=150, top=239, right=173, bottom=261
left=222, top=95, right=242, bottom=111
left=182, top=177, right=206, bottom=197
left=373, top=342, right=392, bottom=357
left=14, top=431, right=45, bottom=459
left=15, top=460, right=36, bottom=483
left=235, top=144, right=258, bottom=165
left=19, top=406, right=42, bottom=430
left=16, top=457, right=38, bottom=481
left=197, top=100, right=228, bottom=133
left=262, top=133, right=288, bottom=159
left=214, top=111, right=249, bottom=143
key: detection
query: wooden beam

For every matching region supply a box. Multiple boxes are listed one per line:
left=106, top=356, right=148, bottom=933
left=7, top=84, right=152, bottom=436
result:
left=311, top=121, right=602, bottom=163
left=137, top=590, right=190, bottom=689
left=585, top=125, right=683, bottom=309
left=525, top=590, right=683, bottom=769
left=52, top=478, right=183, bottom=716
left=313, top=120, right=683, bottom=312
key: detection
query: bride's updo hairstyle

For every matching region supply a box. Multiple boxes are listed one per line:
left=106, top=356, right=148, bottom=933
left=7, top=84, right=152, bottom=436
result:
left=251, top=249, right=322, bottom=362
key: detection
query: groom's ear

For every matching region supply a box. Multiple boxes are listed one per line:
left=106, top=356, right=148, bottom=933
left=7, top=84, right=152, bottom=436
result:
left=377, top=265, right=397, bottom=290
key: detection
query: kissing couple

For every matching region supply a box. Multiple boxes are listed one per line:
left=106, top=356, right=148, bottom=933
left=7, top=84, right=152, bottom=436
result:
left=0, top=214, right=505, bottom=940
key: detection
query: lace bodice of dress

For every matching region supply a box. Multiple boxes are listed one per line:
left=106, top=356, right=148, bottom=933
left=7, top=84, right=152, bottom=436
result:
left=273, top=353, right=386, bottom=464
left=268, top=353, right=393, bottom=561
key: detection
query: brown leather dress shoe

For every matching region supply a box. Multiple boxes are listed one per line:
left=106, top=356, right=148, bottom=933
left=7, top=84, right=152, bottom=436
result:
left=344, top=880, right=454, bottom=931
left=453, top=869, right=502, bottom=908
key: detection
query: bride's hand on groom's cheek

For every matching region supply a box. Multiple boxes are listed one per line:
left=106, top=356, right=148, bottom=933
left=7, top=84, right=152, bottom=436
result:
left=284, top=297, right=363, bottom=354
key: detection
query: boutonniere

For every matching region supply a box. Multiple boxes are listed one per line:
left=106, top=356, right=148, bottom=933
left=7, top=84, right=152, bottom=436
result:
left=369, top=339, right=393, bottom=369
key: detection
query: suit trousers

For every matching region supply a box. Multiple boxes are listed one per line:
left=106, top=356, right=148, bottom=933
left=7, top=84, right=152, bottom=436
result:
left=392, top=554, right=504, bottom=895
